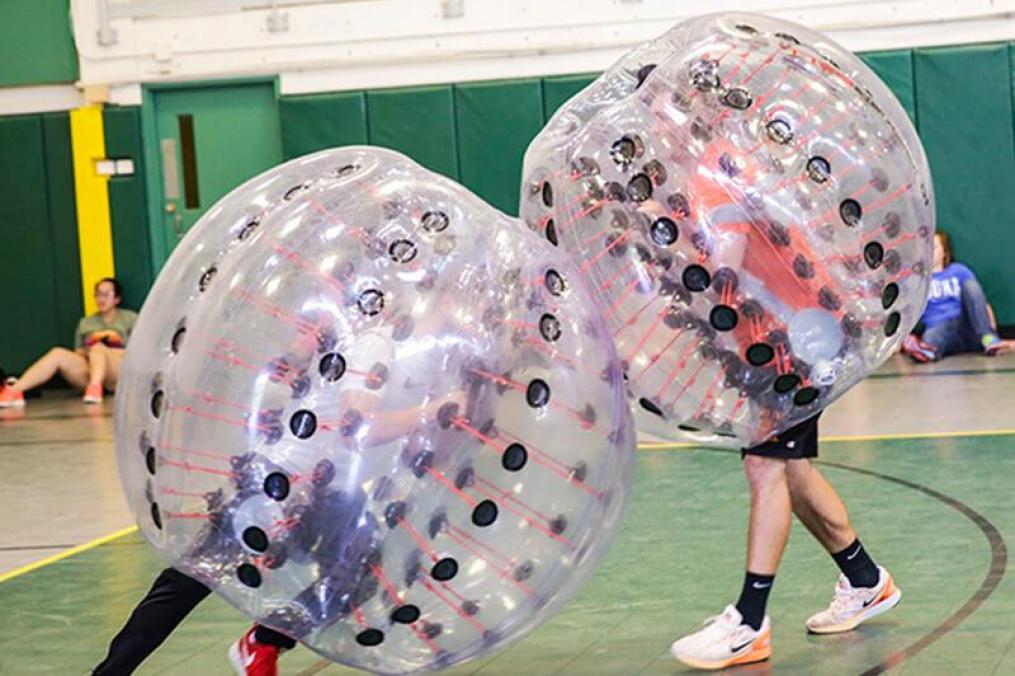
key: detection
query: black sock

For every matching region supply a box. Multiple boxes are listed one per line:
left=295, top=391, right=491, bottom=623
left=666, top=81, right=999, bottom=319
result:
left=735, top=572, right=774, bottom=630
left=254, top=624, right=296, bottom=650
left=832, top=538, right=879, bottom=588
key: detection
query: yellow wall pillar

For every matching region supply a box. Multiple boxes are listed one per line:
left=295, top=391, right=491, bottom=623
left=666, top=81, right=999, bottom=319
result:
left=70, top=104, right=114, bottom=315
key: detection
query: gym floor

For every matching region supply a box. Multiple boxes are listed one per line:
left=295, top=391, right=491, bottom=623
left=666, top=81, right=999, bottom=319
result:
left=2, top=354, right=1013, bottom=675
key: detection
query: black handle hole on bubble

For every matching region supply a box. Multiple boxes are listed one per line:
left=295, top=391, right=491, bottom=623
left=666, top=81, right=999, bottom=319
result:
left=502, top=443, right=528, bottom=471
left=264, top=472, right=290, bottom=501
left=432, top=557, right=459, bottom=581
left=472, top=500, right=499, bottom=527
left=526, top=379, right=551, bottom=408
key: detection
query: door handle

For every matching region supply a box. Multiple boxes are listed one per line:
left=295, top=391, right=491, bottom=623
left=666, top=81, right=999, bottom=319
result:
left=165, top=202, right=184, bottom=239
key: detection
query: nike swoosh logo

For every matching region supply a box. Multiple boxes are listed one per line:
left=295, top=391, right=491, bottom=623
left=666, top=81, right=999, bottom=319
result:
left=731, top=639, right=754, bottom=653
left=863, top=591, right=883, bottom=608
left=846, top=545, right=862, bottom=560
left=752, top=581, right=771, bottom=589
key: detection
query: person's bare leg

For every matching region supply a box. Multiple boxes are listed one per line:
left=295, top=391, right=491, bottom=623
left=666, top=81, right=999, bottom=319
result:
left=785, top=459, right=855, bottom=554
left=669, top=455, right=787, bottom=668
left=11, top=348, right=90, bottom=391
left=744, top=455, right=793, bottom=574
left=88, top=344, right=109, bottom=389
left=103, top=349, right=125, bottom=391
left=729, top=454, right=792, bottom=631
left=788, top=462, right=900, bottom=633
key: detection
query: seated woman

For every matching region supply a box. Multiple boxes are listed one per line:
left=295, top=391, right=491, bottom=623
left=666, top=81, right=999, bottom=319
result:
left=902, top=231, right=1013, bottom=362
left=0, top=277, right=138, bottom=407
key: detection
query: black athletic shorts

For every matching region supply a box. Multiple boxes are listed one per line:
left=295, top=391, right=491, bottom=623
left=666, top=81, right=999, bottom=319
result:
left=741, top=413, right=821, bottom=460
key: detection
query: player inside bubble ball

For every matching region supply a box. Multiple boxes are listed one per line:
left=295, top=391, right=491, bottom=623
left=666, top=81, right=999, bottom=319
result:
left=625, top=126, right=848, bottom=429
left=649, top=129, right=903, bottom=669
left=94, top=375, right=470, bottom=676
left=92, top=450, right=299, bottom=676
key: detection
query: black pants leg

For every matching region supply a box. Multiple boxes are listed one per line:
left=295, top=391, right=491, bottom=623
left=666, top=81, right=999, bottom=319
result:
left=255, top=624, right=297, bottom=650
left=93, top=568, right=211, bottom=675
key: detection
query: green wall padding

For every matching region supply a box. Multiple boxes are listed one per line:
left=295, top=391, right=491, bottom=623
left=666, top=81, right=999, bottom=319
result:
left=104, top=107, right=153, bottom=311
left=0, top=0, right=77, bottom=87
left=0, top=116, right=62, bottom=372
left=914, top=44, right=1015, bottom=324
left=121, top=41, right=1014, bottom=328
left=280, top=92, right=368, bottom=160
left=1011, top=44, right=1015, bottom=148
left=366, top=85, right=459, bottom=179
left=861, top=50, right=917, bottom=124
left=455, top=80, right=545, bottom=215
left=542, top=74, right=597, bottom=120
left=41, top=113, right=83, bottom=343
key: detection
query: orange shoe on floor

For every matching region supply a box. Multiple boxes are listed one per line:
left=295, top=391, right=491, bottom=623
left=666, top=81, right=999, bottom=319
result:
left=0, top=386, right=25, bottom=408
left=82, top=384, right=104, bottom=404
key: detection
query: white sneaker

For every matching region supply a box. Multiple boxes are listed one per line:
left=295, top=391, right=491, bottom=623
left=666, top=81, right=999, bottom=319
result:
left=670, top=605, right=772, bottom=670
left=806, top=565, right=901, bottom=634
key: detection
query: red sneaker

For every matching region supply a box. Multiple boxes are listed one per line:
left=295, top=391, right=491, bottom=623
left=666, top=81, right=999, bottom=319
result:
left=0, top=386, right=25, bottom=408
left=228, top=627, right=280, bottom=676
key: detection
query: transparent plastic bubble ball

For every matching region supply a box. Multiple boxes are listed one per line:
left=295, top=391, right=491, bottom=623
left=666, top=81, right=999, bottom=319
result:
left=520, top=12, right=934, bottom=447
left=115, top=147, right=635, bottom=673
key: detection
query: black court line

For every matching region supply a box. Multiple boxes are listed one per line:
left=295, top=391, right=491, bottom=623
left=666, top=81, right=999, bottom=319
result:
left=868, top=366, right=1015, bottom=380
left=0, top=544, right=75, bottom=552
left=816, top=460, right=1008, bottom=675
left=293, top=452, right=1007, bottom=676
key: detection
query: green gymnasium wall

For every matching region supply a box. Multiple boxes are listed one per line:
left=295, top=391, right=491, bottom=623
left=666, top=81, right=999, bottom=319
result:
left=0, top=109, right=150, bottom=373
left=277, top=44, right=1015, bottom=324
left=4, top=41, right=1015, bottom=377
left=912, top=44, right=1015, bottom=330
left=0, top=113, right=81, bottom=373
left=0, top=0, right=77, bottom=87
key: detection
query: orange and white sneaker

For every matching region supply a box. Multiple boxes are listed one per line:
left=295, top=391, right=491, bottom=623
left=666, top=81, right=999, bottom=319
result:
left=82, top=384, right=104, bottom=404
left=670, top=605, right=772, bottom=670
left=806, top=566, right=901, bottom=634
left=0, top=386, right=25, bottom=408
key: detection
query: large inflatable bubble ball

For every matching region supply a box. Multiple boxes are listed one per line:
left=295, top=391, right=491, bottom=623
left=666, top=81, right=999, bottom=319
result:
left=520, top=12, right=934, bottom=447
left=114, top=147, right=635, bottom=673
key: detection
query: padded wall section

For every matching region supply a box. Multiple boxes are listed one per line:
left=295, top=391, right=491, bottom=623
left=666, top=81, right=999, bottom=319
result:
left=41, top=113, right=84, bottom=343
left=1011, top=43, right=1015, bottom=162
left=860, top=50, right=917, bottom=124
left=0, top=116, right=62, bottom=371
left=542, top=74, right=597, bottom=120
left=367, top=86, right=459, bottom=179
left=914, top=44, right=1015, bottom=323
left=280, top=92, right=368, bottom=161
left=455, top=80, right=544, bottom=215
left=0, top=0, right=77, bottom=87
left=104, top=107, right=153, bottom=311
